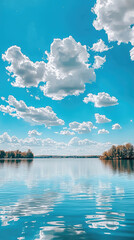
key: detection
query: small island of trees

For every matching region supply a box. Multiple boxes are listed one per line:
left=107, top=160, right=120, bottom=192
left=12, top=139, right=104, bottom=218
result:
left=100, top=143, right=134, bottom=160
left=0, top=149, right=34, bottom=159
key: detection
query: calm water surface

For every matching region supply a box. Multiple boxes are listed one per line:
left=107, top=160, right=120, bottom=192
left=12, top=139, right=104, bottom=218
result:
left=0, top=158, right=134, bottom=240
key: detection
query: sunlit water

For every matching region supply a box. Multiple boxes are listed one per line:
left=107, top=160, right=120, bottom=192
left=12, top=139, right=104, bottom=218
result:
left=0, top=158, right=134, bottom=240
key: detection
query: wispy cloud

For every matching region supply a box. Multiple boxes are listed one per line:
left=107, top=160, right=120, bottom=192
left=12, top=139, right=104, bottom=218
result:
left=0, top=95, right=64, bottom=127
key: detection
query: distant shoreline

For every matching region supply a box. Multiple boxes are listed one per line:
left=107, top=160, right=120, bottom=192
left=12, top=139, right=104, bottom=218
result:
left=34, top=155, right=100, bottom=158
left=0, top=155, right=101, bottom=160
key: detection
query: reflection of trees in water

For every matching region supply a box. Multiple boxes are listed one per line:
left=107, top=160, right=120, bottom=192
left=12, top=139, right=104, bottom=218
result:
left=0, top=159, right=33, bottom=168
left=100, top=158, right=134, bottom=173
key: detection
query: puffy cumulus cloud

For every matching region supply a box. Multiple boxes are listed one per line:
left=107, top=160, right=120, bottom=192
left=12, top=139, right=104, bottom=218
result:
left=0, top=132, right=65, bottom=148
left=43, top=138, right=66, bottom=148
left=59, top=130, right=75, bottom=135
left=0, top=132, right=11, bottom=143
left=28, top=130, right=42, bottom=137
left=68, top=137, right=96, bottom=146
left=95, top=113, right=111, bottom=123
left=112, top=123, right=121, bottom=130
left=98, top=129, right=109, bottom=134
left=0, top=132, right=20, bottom=144
left=22, top=137, right=66, bottom=148
left=0, top=95, right=64, bottom=127
left=68, top=137, right=112, bottom=154
left=41, top=36, right=96, bottom=100
left=92, top=0, right=134, bottom=60
left=0, top=132, right=112, bottom=155
left=45, top=36, right=90, bottom=73
left=91, top=39, right=112, bottom=52
left=3, top=37, right=96, bottom=100
left=2, top=46, right=46, bottom=87
left=93, top=55, right=106, bottom=69
left=83, top=92, right=119, bottom=107
left=20, top=137, right=43, bottom=147
left=69, top=121, right=97, bottom=134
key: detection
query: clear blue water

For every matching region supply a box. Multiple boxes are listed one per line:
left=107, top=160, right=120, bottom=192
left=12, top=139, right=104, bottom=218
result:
left=0, top=158, right=134, bottom=240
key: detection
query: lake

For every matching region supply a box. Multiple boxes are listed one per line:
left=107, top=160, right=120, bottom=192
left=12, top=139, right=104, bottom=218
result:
left=0, top=158, right=134, bottom=240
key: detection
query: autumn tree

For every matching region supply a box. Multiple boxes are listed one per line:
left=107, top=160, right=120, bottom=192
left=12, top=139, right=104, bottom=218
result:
left=101, top=143, right=134, bottom=160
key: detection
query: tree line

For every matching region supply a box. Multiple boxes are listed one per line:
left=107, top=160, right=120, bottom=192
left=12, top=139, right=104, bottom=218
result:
left=0, top=149, right=34, bottom=159
left=100, top=143, right=134, bottom=160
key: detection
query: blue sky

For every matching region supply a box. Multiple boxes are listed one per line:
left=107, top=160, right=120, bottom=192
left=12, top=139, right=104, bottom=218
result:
left=0, top=0, right=134, bottom=155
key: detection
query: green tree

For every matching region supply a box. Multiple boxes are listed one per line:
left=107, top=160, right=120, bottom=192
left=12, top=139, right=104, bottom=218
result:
left=26, top=149, right=34, bottom=158
left=0, top=150, right=6, bottom=158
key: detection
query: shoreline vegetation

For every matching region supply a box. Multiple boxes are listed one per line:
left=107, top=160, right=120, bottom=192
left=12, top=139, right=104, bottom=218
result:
left=0, top=150, right=100, bottom=159
left=0, top=149, right=34, bottom=159
left=1, top=143, right=134, bottom=160
left=100, top=143, right=134, bottom=160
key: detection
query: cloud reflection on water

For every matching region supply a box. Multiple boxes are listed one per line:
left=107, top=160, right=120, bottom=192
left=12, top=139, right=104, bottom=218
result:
left=0, top=158, right=133, bottom=240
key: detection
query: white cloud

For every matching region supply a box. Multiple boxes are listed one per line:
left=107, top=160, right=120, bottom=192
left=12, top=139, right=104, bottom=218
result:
left=28, top=130, right=42, bottom=137
left=98, top=129, right=109, bottom=134
left=3, top=37, right=96, bottom=100
left=2, top=46, right=46, bottom=87
left=68, top=137, right=96, bottom=146
left=68, top=137, right=112, bottom=154
left=1, top=97, right=5, bottom=101
left=0, top=132, right=112, bottom=155
left=0, top=132, right=19, bottom=144
left=0, top=132, right=65, bottom=148
left=0, top=95, right=64, bottom=127
left=41, top=36, right=96, bottom=100
left=35, top=96, right=40, bottom=100
left=92, top=0, right=134, bottom=60
left=93, top=56, right=106, bottom=69
left=20, top=137, right=43, bottom=147
left=91, top=39, right=112, bottom=52
left=83, top=92, right=119, bottom=107
left=59, top=130, right=75, bottom=135
left=112, top=123, right=121, bottom=130
left=69, top=121, right=96, bottom=134
left=130, top=47, right=134, bottom=60
left=0, top=132, right=12, bottom=143
left=95, top=113, right=111, bottom=123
